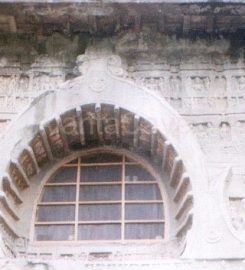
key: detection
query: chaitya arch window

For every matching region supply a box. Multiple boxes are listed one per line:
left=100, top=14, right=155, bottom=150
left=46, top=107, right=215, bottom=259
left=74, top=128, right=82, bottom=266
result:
left=33, top=152, right=166, bottom=242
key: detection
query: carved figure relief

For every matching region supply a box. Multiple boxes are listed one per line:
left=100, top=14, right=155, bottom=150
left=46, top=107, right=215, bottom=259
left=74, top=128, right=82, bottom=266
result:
left=214, top=76, right=227, bottom=97
left=132, top=75, right=166, bottom=97
left=230, top=198, right=245, bottom=238
left=190, top=76, right=210, bottom=96
left=31, top=134, right=49, bottom=166
left=32, top=74, right=63, bottom=93
left=191, top=122, right=212, bottom=146
left=169, top=76, right=181, bottom=98
left=219, top=122, right=231, bottom=141
left=237, top=76, right=245, bottom=93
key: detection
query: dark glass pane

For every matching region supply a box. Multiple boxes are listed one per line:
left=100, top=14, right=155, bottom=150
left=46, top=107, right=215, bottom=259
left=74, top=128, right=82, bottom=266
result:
left=79, top=185, right=121, bottom=201
left=41, top=186, right=76, bottom=202
left=78, top=224, right=121, bottom=240
left=80, top=165, right=121, bottom=182
left=35, top=225, right=74, bottom=241
left=125, top=165, right=153, bottom=182
left=125, top=204, right=164, bottom=220
left=125, top=184, right=162, bottom=200
left=125, top=223, right=164, bottom=240
left=49, top=167, right=77, bottom=183
left=81, top=153, right=122, bottom=163
left=79, top=204, right=121, bottom=221
left=36, top=205, right=75, bottom=222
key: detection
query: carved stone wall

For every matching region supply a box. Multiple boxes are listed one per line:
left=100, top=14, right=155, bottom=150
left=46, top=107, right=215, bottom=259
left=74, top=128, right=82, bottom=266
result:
left=0, top=26, right=244, bottom=268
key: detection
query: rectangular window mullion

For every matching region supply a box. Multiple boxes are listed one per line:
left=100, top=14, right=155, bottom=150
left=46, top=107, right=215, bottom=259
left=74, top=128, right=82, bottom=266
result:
left=74, top=157, right=80, bottom=241
left=121, top=155, right=125, bottom=241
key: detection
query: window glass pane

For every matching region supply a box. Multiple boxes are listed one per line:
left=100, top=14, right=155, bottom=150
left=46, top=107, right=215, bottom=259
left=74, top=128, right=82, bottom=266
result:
left=36, top=205, right=75, bottom=222
left=125, top=165, right=153, bottom=182
left=81, top=153, right=122, bottom=163
left=35, top=153, right=165, bottom=242
left=78, top=224, right=121, bottom=240
left=35, top=225, right=74, bottom=241
left=41, top=186, right=76, bottom=202
left=125, top=204, right=164, bottom=220
left=80, top=165, right=121, bottom=182
left=125, top=184, right=161, bottom=200
left=125, top=223, right=164, bottom=240
left=79, top=185, right=121, bottom=201
left=49, top=167, right=77, bottom=183
left=79, top=204, right=121, bottom=221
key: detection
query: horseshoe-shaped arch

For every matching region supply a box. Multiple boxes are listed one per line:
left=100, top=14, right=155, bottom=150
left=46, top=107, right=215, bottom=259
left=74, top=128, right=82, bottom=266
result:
left=0, top=54, right=209, bottom=258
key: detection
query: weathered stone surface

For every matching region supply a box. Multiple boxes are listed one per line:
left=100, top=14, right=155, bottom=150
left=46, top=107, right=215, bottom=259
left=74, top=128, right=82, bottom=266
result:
left=0, top=0, right=244, bottom=268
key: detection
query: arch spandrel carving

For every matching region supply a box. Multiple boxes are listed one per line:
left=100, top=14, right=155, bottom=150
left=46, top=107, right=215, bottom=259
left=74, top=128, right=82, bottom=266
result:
left=0, top=50, right=233, bottom=259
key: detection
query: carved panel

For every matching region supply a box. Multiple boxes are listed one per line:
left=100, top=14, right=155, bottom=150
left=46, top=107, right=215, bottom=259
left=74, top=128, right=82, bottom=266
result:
left=31, top=74, right=63, bottom=93
left=0, top=120, right=9, bottom=134
left=134, top=76, right=166, bottom=96
left=138, top=118, right=151, bottom=151
left=169, top=76, right=181, bottom=98
left=0, top=75, right=19, bottom=112
left=18, top=150, right=36, bottom=178
left=214, top=76, right=227, bottom=97
left=61, top=110, right=80, bottom=149
left=82, top=104, right=98, bottom=145
left=229, top=198, right=245, bottom=238
left=45, top=120, right=65, bottom=158
left=120, top=109, right=134, bottom=147
left=233, top=76, right=245, bottom=96
left=101, top=104, right=117, bottom=143
left=190, top=76, right=210, bottom=96
left=164, top=145, right=177, bottom=174
left=8, top=163, right=26, bottom=190
left=30, top=133, right=49, bottom=166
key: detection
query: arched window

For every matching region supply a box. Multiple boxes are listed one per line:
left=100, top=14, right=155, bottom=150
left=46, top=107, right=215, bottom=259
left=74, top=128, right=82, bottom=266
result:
left=33, top=153, right=165, bottom=242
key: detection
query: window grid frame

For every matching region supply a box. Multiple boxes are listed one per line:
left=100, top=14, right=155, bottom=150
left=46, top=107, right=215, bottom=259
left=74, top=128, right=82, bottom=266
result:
left=33, top=154, right=165, bottom=243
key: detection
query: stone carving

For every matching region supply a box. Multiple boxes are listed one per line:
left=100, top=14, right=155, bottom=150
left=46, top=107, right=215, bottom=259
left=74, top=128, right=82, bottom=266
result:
left=0, top=120, right=9, bottom=134
left=0, top=75, right=18, bottom=111
left=219, top=122, right=231, bottom=141
left=227, top=169, right=245, bottom=241
left=190, top=76, right=210, bottom=95
left=169, top=76, right=181, bottom=98
left=31, top=134, right=49, bottom=166
left=236, top=76, right=245, bottom=93
left=214, top=76, right=227, bottom=96
left=19, top=151, right=36, bottom=178
left=191, top=122, right=213, bottom=149
left=89, top=76, right=106, bottom=93
left=133, top=75, right=166, bottom=96
left=230, top=199, right=245, bottom=237
left=138, top=118, right=151, bottom=147
left=107, top=55, right=126, bottom=78
left=31, top=74, right=63, bottom=93
left=45, top=121, right=65, bottom=157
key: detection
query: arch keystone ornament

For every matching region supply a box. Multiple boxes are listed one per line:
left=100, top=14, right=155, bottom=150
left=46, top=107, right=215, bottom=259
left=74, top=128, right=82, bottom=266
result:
left=0, top=49, right=244, bottom=260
